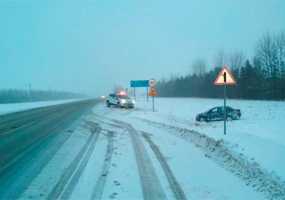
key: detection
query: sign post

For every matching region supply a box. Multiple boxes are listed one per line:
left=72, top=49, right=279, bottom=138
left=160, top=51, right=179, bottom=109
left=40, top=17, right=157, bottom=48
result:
left=146, top=87, right=149, bottom=102
left=152, top=95, right=154, bottom=112
left=223, top=72, right=227, bottom=135
left=148, top=79, right=157, bottom=112
left=148, top=79, right=156, bottom=103
left=214, top=66, right=236, bottom=135
left=130, top=79, right=157, bottom=109
left=149, top=87, right=157, bottom=112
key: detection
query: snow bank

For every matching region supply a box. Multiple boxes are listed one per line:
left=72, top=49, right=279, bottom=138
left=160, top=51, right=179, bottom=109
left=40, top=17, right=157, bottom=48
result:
left=0, top=99, right=83, bottom=115
left=139, top=118, right=285, bottom=200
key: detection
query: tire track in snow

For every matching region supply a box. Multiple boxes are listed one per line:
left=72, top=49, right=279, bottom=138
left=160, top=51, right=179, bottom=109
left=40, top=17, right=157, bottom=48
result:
left=91, top=130, right=114, bottom=200
left=112, top=119, right=167, bottom=200
left=141, top=131, right=187, bottom=200
left=0, top=108, right=78, bottom=200
left=47, top=122, right=101, bottom=200
left=87, top=117, right=122, bottom=130
left=138, top=118, right=285, bottom=200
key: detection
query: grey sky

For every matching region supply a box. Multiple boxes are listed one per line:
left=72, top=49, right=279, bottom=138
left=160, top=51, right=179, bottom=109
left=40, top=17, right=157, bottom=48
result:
left=1, top=0, right=285, bottom=96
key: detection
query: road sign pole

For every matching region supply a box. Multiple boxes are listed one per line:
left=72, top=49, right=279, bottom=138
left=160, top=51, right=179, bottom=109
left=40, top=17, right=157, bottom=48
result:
left=152, top=96, right=154, bottom=112
left=215, top=66, right=236, bottom=136
left=146, top=87, right=149, bottom=102
left=134, top=88, right=136, bottom=100
left=223, top=72, right=227, bottom=135
left=224, top=84, right=227, bottom=135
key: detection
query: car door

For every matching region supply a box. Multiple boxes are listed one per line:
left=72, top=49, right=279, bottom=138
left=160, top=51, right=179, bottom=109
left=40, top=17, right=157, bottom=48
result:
left=107, top=94, right=112, bottom=104
left=114, top=95, right=120, bottom=105
left=209, top=107, right=219, bottom=120
left=226, top=107, right=236, bottom=119
left=110, top=94, right=116, bottom=105
left=217, top=107, right=224, bottom=120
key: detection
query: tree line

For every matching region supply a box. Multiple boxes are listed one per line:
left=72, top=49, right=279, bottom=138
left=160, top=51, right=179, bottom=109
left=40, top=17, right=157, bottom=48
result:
left=157, top=31, right=285, bottom=100
left=0, top=89, right=84, bottom=104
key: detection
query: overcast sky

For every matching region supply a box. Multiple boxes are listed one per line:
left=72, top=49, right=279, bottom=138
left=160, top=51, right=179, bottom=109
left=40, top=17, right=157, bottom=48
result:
left=1, top=0, right=285, bottom=96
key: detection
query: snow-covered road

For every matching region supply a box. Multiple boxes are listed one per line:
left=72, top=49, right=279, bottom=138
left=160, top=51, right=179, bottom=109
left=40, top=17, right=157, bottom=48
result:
left=15, top=98, right=285, bottom=200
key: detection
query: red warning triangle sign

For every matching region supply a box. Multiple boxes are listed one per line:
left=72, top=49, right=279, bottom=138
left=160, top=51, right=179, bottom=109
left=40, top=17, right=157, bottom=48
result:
left=214, top=66, right=236, bottom=85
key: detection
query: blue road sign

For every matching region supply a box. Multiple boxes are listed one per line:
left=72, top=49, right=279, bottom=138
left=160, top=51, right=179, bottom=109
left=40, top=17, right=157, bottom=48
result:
left=130, top=80, right=149, bottom=87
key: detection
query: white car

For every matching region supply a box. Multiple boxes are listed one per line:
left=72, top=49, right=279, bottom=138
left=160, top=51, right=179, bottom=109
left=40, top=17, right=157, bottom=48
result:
left=106, top=93, right=135, bottom=108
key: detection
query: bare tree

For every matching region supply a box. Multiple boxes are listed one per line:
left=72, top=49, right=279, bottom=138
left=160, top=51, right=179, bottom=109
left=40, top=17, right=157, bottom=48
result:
left=213, top=50, right=227, bottom=68
left=276, top=31, right=285, bottom=78
left=192, top=58, right=207, bottom=76
left=255, top=33, right=278, bottom=78
left=228, top=51, right=246, bottom=73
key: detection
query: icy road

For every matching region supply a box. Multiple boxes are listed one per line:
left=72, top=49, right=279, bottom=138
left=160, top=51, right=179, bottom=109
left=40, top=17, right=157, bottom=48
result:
left=0, top=98, right=284, bottom=200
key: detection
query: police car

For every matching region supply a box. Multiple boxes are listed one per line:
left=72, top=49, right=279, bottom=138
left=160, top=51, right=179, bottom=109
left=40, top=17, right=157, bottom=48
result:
left=106, top=92, right=135, bottom=108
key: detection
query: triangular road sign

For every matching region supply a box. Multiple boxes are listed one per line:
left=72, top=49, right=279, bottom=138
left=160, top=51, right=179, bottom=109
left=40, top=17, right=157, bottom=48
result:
left=214, top=66, right=236, bottom=85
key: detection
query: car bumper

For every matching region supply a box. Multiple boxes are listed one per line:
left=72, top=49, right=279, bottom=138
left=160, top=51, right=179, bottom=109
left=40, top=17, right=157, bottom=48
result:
left=196, top=115, right=202, bottom=121
left=120, top=103, right=135, bottom=108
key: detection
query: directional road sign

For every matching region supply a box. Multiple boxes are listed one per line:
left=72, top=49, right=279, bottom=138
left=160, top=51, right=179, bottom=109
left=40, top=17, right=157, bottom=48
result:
left=130, top=80, right=149, bottom=88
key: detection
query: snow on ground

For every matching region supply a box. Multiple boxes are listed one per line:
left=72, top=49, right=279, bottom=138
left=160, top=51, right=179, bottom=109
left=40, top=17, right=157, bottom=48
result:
left=19, top=97, right=285, bottom=200
left=91, top=102, right=269, bottom=199
left=132, top=97, right=285, bottom=181
left=19, top=124, right=91, bottom=200
left=90, top=97, right=285, bottom=199
left=135, top=122, right=264, bottom=200
left=20, top=109, right=146, bottom=200
left=0, top=99, right=84, bottom=115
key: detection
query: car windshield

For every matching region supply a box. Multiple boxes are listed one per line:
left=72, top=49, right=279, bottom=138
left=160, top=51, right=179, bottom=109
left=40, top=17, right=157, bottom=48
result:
left=208, top=107, right=218, bottom=112
left=118, top=95, right=130, bottom=99
left=1, top=1, right=284, bottom=200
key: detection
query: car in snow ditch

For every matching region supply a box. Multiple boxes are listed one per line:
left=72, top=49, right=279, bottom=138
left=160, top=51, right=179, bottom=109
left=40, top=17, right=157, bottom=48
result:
left=196, top=106, right=241, bottom=122
left=106, top=93, right=135, bottom=109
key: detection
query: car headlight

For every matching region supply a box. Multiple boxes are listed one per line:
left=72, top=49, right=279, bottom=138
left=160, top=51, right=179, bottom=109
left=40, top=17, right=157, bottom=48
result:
left=132, top=100, right=136, bottom=104
left=120, top=99, right=126, bottom=104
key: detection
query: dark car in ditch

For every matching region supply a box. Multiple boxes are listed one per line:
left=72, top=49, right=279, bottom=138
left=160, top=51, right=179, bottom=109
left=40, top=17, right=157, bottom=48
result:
left=196, top=106, right=241, bottom=122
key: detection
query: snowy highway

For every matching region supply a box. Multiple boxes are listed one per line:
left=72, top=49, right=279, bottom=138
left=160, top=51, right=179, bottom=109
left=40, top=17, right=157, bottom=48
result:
left=0, top=99, right=98, bottom=199
left=0, top=98, right=284, bottom=200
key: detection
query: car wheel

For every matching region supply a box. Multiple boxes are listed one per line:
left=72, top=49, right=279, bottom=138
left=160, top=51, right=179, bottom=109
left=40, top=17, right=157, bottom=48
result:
left=227, top=116, right=233, bottom=121
left=232, top=113, right=239, bottom=120
left=106, top=101, right=110, bottom=107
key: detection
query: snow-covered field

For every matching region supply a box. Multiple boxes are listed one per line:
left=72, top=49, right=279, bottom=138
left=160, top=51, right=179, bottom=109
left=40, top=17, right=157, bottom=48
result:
left=134, top=97, right=285, bottom=180
left=0, top=99, right=84, bottom=115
